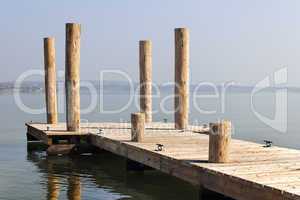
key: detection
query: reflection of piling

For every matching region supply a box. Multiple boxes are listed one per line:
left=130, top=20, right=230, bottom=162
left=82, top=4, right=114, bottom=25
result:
left=174, top=28, right=189, bottom=130
left=44, top=37, right=58, bottom=124
left=209, top=120, right=232, bottom=163
left=131, top=112, right=145, bottom=142
left=47, top=163, right=60, bottom=200
left=139, top=40, right=152, bottom=123
left=65, top=23, right=81, bottom=132
left=47, top=175, right=60, bottom=200
left=67, top=176, right=81, bottom=200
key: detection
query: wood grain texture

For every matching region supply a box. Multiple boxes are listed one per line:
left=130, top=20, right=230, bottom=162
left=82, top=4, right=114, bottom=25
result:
left=89, top=128, right=300, bottom=200
left=139, top=40, right=152, bottom=123
left=131, top=112, right=145, bottom=142
left=174, top=28, right=189, bottom=130
left=44, top=37, right=58, bottom=124
left=65, top=23, right=81, bottom=132
left=209, top=120, right=231, bottom=163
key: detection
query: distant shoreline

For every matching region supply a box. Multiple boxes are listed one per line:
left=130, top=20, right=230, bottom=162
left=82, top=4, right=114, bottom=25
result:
left=1, top=80, right=299, bottom=95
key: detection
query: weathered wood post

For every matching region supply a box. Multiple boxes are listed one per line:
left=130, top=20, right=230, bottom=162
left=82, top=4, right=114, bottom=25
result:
left=44, top=37, right=58, bottom=124
left=131, top=112, right=145, bottom=142
left=209, top=120, right=232, bottom=163
left=139, top=40, right=152, bottom=123
left=174, top=28, right=189, bottom=130
left=65, top=23, right=81, bottom=132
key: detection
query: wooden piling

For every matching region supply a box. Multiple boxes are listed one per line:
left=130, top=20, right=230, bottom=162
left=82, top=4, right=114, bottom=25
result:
left=65, top=23, right=81, bottom=132
left=174, top=28, right=189, bottom=129
left=44, top=38, right=58, bottom=124
left=209, top=120, right=232, bottom=163
left=139, top=40, right=152, bottom=123
left=131, top=112, right=145, bottom=142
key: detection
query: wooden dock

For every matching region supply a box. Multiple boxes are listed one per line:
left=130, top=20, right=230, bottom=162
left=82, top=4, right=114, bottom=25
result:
left=25, top=23, right=300, bottom=199
left=26, top=122, right=300, bottom=200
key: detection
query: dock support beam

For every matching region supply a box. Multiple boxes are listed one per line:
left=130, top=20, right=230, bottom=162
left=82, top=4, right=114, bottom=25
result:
left=65, top=23, right=81, bottom=132
left=44, top=37, right=58, bottom=124
left=209, top=120, right=232, bottom=163
left=174, top=28, right=189, bottom=130
left=139, top=40, right=152, bottom=123
left=131, top=112, right=145, bottom=142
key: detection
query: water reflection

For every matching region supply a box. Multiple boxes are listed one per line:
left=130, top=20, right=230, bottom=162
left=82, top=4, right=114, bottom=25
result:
left=26, top=143, right=230, bottom=200
left=47, top=173, right=81, bottom=200
left=33, top=152, right=81, bottom=200
left=67, top=176, right=81, bottom=200
left=47, top=173, right=60, bottom=200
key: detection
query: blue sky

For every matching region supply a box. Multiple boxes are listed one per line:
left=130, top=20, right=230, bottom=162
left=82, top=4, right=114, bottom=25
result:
left=1, top=0, right=300, bottom=85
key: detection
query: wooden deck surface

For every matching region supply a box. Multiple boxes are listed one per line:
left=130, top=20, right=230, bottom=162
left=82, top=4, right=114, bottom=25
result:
left=26, top=122, right=300, bottom=200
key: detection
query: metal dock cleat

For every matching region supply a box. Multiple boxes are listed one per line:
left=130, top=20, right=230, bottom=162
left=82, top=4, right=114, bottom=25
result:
left=155, top=144, right=164, bottom=151
left=263, top=140, right=273, bottom=148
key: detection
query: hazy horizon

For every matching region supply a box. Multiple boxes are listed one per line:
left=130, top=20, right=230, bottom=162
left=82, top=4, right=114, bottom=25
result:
left=1, top=0, right=300, bottom=86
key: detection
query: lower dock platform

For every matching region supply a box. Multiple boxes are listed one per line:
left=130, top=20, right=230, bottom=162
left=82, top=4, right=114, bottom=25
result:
left=26, top=122, right=300, bottom=200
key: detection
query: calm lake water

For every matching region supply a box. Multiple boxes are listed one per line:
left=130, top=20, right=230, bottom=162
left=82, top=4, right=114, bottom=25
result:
left=1, top=90, right=300, bottom=200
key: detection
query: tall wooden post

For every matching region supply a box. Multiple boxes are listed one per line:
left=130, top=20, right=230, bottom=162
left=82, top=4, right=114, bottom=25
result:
left=65, top=23, right=81, bottom=132
left=209, top=120, right=232, bottom=163
left=131, top=112, right=145, bottom=142
left=139, top=40, right=152, bottom=123
left=44, top=37, right=58, bottom=124
left=174, top=28, right=189, bottom=130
